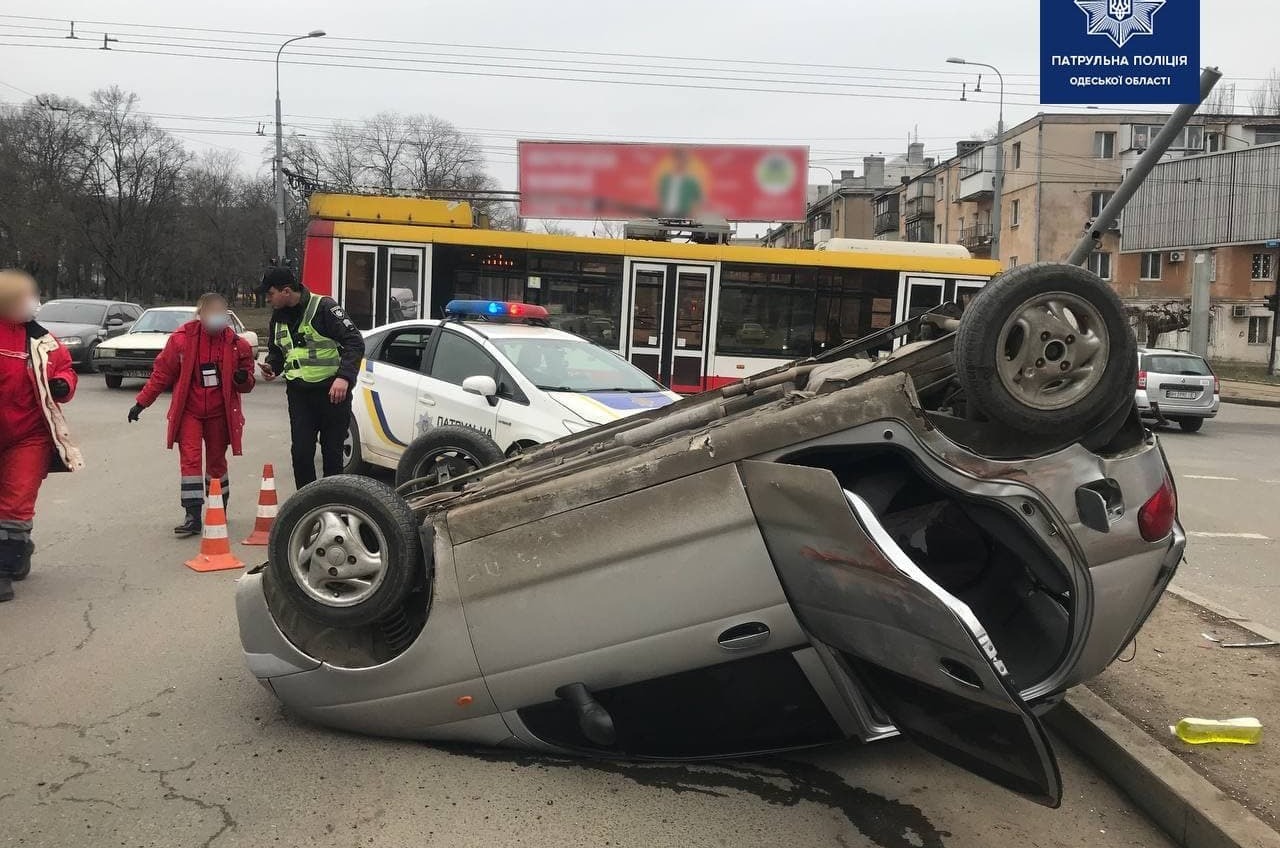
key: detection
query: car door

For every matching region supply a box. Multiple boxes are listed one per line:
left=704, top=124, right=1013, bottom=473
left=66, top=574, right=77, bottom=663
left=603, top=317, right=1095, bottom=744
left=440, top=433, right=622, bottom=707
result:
left=356, top=325, right=435, bottom=461
left=738, top=460, right=1062, bottom=808
left=105, top=303, right=135, bottom=338
left=420, top=328, right=501, bottom=442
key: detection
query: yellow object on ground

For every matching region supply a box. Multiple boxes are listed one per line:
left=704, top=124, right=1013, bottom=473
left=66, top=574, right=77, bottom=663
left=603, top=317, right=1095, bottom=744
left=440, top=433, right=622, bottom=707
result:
left=1172, top=717, right=1263, bottom=745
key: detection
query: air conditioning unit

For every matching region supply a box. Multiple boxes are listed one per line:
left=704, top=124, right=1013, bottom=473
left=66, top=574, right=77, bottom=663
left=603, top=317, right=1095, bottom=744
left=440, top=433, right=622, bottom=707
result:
left=1169, top=251, right=1186, bottom=262
left=1232, top=304, right=1250, bottom=318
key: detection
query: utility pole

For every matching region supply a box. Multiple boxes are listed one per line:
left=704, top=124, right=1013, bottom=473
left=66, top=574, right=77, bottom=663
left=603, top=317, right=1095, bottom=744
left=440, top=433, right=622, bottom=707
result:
left=1189, top=251, right=1211, bottom=357
left=274, top=29, right=326, bottom=265
left=947, top=57, right=1004, bottom=261
left=1268, top=241, right=1280, bottom=376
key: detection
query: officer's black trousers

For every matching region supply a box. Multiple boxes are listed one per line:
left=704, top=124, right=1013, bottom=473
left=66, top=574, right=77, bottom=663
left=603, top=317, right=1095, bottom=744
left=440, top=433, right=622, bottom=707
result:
left=286, top=379, right=352, bottom=489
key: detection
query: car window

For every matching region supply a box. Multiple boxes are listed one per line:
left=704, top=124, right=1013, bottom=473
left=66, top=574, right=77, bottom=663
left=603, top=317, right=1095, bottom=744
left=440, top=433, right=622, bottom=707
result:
left=126, top=305, right=144, bottom=320
left=1143, top=354, right=1211, bottom=376
left=379, top=328, right=433, bottom=373
left=490, top=337, right=664, bottom=393
left=106, top=305, right=132, bottom=322
left=227, top=312, right=247, bottom=333
left=37, top=302, right=107, bottom=325
left=429, top=331, right=498, bottom=385
left=131, top=309, right=195, bottom=333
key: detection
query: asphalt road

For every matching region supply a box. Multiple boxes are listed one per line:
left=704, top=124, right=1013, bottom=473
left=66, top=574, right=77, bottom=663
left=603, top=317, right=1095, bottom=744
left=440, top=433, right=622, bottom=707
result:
left=1157, top=403, right=1280, bottom=631
left=0, top=376, right=1177, bottom=848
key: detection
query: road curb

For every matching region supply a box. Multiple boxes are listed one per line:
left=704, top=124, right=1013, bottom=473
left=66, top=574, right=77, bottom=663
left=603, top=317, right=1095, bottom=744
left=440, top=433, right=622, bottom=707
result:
left=1166, top=584, right=1280, bottom=645
left=1047, top=687, right=1280, bottom=848
left=1221, top=396, right=1280, bottom=409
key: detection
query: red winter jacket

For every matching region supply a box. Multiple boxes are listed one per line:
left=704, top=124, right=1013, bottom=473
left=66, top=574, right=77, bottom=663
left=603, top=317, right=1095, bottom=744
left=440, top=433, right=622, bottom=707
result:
left=0, top=319, right=81, bottom=471
left=135, top=321, right=255, bottom=455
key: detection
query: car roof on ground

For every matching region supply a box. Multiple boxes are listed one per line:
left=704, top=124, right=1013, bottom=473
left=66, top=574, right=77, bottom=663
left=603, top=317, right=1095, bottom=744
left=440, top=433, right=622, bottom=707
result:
left=369, top=318, right=586, bottom=343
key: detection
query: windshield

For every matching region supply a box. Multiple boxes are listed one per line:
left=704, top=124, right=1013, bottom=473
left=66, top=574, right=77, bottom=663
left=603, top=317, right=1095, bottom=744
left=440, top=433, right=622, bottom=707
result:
left=1143, top=354, right=1211, bottom=376
left=131, top=309, right=195, bottom=333
left=38, top=302, right=106, bottom=325
left=491, top=338, right=664, bottom=393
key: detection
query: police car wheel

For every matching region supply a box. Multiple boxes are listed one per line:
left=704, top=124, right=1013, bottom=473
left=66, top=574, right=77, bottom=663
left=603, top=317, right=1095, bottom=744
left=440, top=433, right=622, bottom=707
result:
left=342, top=416, right=370, bottom=475
left=955, top=262, right=1136, bottom=438
left=395, top=425, right=505, bottom=491
left=266, top=475, right=421, bottom=628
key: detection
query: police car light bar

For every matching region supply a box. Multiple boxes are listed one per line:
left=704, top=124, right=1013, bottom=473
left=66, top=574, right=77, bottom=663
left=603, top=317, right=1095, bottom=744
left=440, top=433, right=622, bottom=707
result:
left=444, top=300, right=550, bottom=320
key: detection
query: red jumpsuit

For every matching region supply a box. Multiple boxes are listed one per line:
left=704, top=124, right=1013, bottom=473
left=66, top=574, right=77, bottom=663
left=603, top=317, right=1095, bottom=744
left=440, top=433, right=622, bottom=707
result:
left=0, top=319, right=77, bottom=544
left=135, top=321, right=254, bottom=508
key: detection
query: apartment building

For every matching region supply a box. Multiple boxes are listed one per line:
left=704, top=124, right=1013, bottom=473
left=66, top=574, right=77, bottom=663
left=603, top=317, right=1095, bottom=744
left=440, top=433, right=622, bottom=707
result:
left=880, top=112, right=1280, bottom=362
left=763, top=143, right=932, bottom=248
left=1120, top=141, right=1280, bottom=363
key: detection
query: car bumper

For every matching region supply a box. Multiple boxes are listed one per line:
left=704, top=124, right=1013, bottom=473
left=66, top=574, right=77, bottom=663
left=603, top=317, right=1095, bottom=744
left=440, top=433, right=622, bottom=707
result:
left=1135, top=390, right=1219, bottom=419
left=94, top=355, right=158, bottom=376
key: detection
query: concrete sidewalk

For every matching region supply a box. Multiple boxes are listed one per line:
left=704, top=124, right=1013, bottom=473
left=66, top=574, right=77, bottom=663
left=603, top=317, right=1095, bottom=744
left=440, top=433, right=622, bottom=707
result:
left=1219, top=379, right=1280, bottom=408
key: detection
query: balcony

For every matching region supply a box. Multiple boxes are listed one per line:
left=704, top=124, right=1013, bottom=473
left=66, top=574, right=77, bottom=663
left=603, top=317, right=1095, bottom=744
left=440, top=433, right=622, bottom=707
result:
left=957, top=146, right=995, bottom=200
left=959, top=224, right=993, bottom=253
left=905, top=219, right=935, bottom=243
left=874, top=210, right=900, bottom=236
left=904, top=190, right=936, bottom=222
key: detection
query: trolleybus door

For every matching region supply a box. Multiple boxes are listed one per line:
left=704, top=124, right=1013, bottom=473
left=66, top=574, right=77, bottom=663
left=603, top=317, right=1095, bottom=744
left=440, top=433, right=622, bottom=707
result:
left=625, top=262, right=713, bottom=393
left=340, top=245, right=380, bottom=331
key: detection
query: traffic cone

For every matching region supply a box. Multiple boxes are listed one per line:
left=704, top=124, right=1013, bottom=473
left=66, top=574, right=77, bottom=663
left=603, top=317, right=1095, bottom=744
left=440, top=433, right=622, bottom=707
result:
left=241, top=464, right=277, bottom=546
left=185, top=478, right=244, bottom=573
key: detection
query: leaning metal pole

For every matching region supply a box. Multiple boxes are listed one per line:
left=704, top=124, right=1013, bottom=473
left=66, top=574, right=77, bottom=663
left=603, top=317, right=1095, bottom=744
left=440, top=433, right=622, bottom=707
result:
left=1065, top=67, right=1223, bottom=267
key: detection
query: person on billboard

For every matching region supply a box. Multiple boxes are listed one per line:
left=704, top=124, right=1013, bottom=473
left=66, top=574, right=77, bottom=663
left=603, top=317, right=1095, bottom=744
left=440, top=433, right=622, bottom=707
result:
left=657, top=148, right=705, bottom=219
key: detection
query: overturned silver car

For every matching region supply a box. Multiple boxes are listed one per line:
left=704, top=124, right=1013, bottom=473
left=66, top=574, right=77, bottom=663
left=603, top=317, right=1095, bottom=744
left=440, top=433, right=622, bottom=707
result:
left=236, top=262, right=1183, bottom=808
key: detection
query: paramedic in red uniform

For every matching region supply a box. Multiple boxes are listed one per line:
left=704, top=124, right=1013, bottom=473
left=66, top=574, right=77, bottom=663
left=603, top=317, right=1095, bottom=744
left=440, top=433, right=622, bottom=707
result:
left=129, top=293, right=256, bottom=536
left=0, top=269, right=83, bottom=602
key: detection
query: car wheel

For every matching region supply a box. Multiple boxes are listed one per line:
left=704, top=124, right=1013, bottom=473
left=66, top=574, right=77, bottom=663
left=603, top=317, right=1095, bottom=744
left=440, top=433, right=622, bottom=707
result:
left=955, top=262, right=1136, bottom=437
left=265, top=475, right=421, bottom=628
left=342, top=416, right=370, bottom=475
left=104, top=374, right=123, bottom=389
left=395, top=425, right=505, bottom=490
left=83, top=342, right=99, bottom=373
left=1177, top=417, right=1204, bottom=433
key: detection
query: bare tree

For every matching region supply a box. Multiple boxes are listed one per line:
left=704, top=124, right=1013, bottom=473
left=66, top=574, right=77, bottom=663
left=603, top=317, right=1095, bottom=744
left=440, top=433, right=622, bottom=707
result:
left=1248, top=70, right=1280, bottom=116
left=1125, top=301, right=1192, bottom=344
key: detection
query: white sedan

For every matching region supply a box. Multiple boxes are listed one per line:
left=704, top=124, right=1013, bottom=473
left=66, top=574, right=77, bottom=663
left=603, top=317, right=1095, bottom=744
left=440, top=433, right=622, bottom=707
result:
left=346, top=301, right=679, bottom=483
left=93, top=306, right=259, bottom=388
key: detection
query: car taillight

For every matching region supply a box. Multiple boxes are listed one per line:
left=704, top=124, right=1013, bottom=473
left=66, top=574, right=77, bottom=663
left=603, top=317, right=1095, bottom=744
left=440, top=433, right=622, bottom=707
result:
left=1137, top=370, right=1147, bottom=389
left=1138, top=476, right=1177, bottom=542
left=1213, top=376, right=1220, bottom=394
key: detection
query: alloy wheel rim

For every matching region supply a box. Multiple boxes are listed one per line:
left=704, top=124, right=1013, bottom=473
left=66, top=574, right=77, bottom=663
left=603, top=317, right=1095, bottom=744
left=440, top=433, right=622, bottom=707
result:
left=995, top=291, right=1110, bottom=411
left=286, top=504, right=388, bottom=607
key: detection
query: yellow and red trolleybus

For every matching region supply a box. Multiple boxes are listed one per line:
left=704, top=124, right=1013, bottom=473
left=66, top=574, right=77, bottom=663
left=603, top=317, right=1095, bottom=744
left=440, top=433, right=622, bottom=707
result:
left=300, top=193, right=1001, bottom=394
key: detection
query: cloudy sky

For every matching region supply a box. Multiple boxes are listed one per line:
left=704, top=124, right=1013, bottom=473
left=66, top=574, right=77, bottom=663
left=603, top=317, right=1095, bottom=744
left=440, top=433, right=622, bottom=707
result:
left=1, top=0, right=1272, bottom=225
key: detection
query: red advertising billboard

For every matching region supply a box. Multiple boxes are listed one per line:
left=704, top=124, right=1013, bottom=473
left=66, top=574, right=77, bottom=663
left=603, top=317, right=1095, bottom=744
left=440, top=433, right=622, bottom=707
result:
left=517, top=141, right=809, bottom=222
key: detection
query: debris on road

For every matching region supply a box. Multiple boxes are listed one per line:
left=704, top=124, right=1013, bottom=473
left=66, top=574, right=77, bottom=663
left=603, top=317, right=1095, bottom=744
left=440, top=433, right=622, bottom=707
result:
left=1171, top=717, right=1263, bottom=745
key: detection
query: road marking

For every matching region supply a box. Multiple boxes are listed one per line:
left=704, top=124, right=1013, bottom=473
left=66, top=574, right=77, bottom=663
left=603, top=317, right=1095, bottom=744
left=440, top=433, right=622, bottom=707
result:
left=1181, top=475, right=1239, bottom=481
left=1189, top=531, right=1271, bottom=540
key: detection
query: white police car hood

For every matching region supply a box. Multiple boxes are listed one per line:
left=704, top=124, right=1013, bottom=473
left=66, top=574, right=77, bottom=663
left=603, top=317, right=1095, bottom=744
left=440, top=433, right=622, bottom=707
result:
left=547, top=389, right=678, bottom=425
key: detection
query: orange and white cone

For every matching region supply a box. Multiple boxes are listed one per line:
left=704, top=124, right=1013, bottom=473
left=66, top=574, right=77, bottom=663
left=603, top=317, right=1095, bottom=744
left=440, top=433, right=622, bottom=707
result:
left=241, top=464, right=277, bottom=546
left=185, top=478, right=244, bottom=573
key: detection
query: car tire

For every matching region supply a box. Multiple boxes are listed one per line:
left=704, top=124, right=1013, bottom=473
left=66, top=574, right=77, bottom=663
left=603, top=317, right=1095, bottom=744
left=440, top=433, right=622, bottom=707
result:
left=83, top=342, right=99, bottom=373
left=395, top=425, right=505, bottom=490
left=1177, top=417, right=1204, bottom=433
left=342, top=415, right=371, bottom=476
left=265, top=475, right=421, bottom=629
left=104, top=374, right=123, bottom=389
left=955, top=262, right=1136, bottom=437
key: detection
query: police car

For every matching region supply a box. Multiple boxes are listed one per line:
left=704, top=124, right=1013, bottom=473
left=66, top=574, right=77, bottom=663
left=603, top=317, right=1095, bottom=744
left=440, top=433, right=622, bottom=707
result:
left=346, top=300, right=680, bottom=484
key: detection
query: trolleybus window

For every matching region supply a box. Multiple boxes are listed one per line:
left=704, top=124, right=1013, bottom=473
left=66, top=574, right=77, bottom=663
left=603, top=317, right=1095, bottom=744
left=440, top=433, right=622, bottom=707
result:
left=529, top=253, right=623, bottom=349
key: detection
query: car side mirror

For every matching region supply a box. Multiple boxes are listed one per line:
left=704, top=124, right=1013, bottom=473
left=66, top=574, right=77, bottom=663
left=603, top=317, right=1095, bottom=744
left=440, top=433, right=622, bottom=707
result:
left=462, top=375, right=499, bottom=406
left=107, top=317, right=124, bottom=327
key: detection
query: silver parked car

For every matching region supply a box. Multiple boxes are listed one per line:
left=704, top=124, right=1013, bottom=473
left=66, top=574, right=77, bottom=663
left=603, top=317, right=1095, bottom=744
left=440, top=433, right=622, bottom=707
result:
left=1135, top=348, right=1220, bottom=432
left=237, top=263, right=1183, bottom=809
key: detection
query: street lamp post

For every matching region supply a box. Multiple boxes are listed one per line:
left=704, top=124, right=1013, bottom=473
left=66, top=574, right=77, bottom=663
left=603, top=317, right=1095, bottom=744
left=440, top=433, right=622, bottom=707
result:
left=948, top=57, right=1004, bottom=261
left=275, top=29, right=326, bottom=265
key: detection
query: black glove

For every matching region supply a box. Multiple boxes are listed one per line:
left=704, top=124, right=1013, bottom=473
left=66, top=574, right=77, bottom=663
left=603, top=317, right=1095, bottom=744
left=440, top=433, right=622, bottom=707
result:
left=128, top=403, right=144, bottom=423
left=233, top=368, right=250, bottom=385
left=49, top=378, right=70, bottom=401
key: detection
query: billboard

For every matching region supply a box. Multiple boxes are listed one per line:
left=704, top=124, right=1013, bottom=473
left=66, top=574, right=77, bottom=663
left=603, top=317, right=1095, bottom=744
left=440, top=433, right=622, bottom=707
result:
left=517, top=141, right=809, bottom=222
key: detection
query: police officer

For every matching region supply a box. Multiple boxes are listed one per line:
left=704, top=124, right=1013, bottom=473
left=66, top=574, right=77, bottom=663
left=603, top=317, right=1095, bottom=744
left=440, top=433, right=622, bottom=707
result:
left=259, top=268, right=365, bottom=488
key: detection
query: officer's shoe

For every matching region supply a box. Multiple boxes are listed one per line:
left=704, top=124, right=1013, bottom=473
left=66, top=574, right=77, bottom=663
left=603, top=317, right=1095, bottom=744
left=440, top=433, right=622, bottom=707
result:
left=0, top=577, right=13, bottom=603
left=174, top=507, right=202, bottom=537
